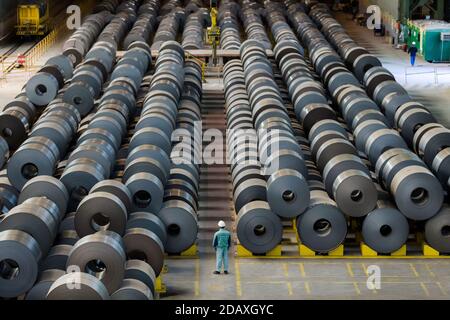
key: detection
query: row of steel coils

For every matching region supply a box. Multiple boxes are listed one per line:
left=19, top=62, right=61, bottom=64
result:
left=7, top=2, right=147, bottom=192
left=0, top=0, right=200, bottom=299
left=240, top=0, right=272, bottom=50
left=296, top=2, right=450, bottom=216
left=0, top=11, right=112, bottom=161
left=223, top=36, right=312, bottom=254
left=150, top=0, right=184, bottom=51
left=123, top=0, right=160, bottom=49
left=284, top=1, right=450, bottom=252
left=124, top=40, right=201, bottom=255
left=182, top=7, right=210, bottom=50
left=218, top=0, right=242, bottom=50
left=306, top=3, right=450, bottom=193
left=222, top=0, right=450, bottom=255
left=0, top=22, right=156, bottom=300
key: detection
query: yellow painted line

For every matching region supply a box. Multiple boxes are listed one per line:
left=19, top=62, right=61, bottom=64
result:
left=346, top=263, right=354, bottom=277
left=246, top=281, right=291, bottom=284
left=425, top=263, right=436, bottom=277
left=420, top=282, right=430, bottom=297
left=234, top=259, right=242, bottom=297
left=353, top=282, right=361, bottom=295
left=195, top=259, right=200, bottom=296
left=235, top=255, right=450, bottom=259
left=299, top=263, right=306, bottom=278
left=287, top=282, right=293, bottom=296
left=409, top=263, right=419, bottom=277
left=436, top=282, right=447, bottom=296
left=282, top=263, right=289, bottom=278
left=361, top=263, right=368, bottom=275
left=304, top=282, right=311, bottom=295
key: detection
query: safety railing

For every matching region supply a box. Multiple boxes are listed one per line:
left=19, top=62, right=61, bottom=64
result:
left=24, top=0, right=96, bottom=74
left=25, top=28, right=58, bottom=68
left=185, top=51, right=207, bottom=82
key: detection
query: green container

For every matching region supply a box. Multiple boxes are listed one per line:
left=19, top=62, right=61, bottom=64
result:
left=407, top=20, right=450, bottom=62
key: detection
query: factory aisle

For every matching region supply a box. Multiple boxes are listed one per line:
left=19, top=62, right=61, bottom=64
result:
left=160, top=77, right=240, bottom=300
left=197, top=79, right=234, bottom=255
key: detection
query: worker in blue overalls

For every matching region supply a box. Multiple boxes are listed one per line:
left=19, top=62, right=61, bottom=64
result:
left=408, top=42, right=418, bottom=66
left=213, top=220, right=231, bottom=274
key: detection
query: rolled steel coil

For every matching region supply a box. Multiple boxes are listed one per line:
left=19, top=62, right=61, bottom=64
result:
left=218, top=0, right=242, bottom=50
left=239, top=39, right=310, bottom=219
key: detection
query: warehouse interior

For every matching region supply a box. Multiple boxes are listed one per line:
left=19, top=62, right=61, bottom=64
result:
left=0, top=0, right=449, bottom=301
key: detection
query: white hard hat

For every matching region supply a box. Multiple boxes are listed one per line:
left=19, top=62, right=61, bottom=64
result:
left=218, top=220, right=226, bottom=228
left=412, top=42, right=416, bottom=45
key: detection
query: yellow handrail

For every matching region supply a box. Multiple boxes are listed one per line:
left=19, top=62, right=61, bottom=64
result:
left=24, top=0, right=96, bottom=69
left=185, top=51, right=207, bottom=82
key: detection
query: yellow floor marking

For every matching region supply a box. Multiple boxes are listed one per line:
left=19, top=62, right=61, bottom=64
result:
left=299, top=263, right=306, bottom=278
left=353, top=282, right=361, bottom=295
left=409, top=263, right=419, bottom=277
left=425, top=263, right=436, bottom=277
left=195, top=259, right=200, bottom=296
left=436, top=282, right=447, bottom=296
left=246, top=280, right=291, bottom=284
left=346, top=263, right=354, bottom=277
left=287, top=282, right=293, bottom=296
left=361, top=263, right=368, bottom=275
left=304, top=282, right=311, bottom=295
left=282, top=263, right=289, bottom=278
left=234, top=259, right=242, bottom=296
left=420, top=282, right=430, bottom=297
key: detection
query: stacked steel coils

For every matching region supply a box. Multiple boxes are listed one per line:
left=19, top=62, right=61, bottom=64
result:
left=6, top=5, right=139, bottom=193
left=0, top=93, right=37, bottom=151
left=274, top=40, right=378, bottom=218
left=218, top=0, right=242, bottom=50
left=224, top=58, right=283, bottom=254
left=0, top=176, right=68, bottom=298
left=304, top=3, right=450, bottom=196
left=239, top=40, right=310, bottom=219
left=63, top=11, right=114, bottom=67
left=0, top=12, right=113, bottom=155
left=0, top=0, right=194, bottom=300
left=265, top=2, right=299, bottom=47
left=160, top=58, right=202, bottom=254
left=240, top=1, right=272, bottom=50
left=182, top=7, right=210, bottom=50
left=0, top=170, right=18, bottom=214
left=94, top=0, right=122, bottom=13
left=285, top=0, right=448, bottom=252
left=124, top=41, right=183, bottom=214
left=123, top=0, right=160, bottom=49
left=25, top=55, right=74, bottom=107
left=151, top=0, right=185, bottom=51
left=308, top=4, right=382, bottom=82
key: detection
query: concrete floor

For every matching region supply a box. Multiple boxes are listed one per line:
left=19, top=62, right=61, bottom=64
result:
left=162, top=257, right=450, bottom=300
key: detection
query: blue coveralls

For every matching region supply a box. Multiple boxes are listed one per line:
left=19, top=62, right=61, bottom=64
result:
left=213, top=228, right=231, bottom=272
left=408, top=46, right=418, bottom=66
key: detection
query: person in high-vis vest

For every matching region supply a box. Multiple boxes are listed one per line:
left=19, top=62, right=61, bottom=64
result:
left=213, top=220, right=231, bottom=274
